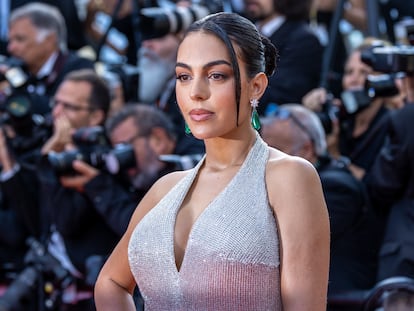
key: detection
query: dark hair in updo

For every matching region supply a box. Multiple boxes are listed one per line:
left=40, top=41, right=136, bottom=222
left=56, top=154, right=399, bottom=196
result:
left=183, top=12, right=278, bottom=125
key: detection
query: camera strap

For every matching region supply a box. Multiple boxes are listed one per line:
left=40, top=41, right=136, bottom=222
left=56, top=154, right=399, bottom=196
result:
left=95, top=0, right=126, bottom=62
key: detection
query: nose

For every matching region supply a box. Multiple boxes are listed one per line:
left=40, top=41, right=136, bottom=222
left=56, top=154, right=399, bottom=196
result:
left=190, top=76, right=209, bottom=101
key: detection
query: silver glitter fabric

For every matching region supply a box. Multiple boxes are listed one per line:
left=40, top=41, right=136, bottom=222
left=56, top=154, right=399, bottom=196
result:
left=128, top=134, right=281, bottom=310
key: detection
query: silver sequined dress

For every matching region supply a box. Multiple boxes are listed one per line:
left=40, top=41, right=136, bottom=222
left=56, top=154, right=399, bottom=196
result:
left=128, top=134, right=282, bottom=310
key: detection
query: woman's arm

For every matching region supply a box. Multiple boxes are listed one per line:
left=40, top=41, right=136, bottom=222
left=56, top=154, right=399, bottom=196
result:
left=267, top=153, right=330, bottom=310
left=94, top=230, right=137, bottom=310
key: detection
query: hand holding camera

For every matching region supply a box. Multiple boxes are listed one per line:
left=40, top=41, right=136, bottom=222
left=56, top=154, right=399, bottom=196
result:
left=47, top=126, right=135, bottom=176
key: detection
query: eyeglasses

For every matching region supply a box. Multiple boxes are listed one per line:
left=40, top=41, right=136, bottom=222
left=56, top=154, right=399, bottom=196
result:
left=269, top=107, right=314, bottom=144
left=50, top=98, right=94, bottom=112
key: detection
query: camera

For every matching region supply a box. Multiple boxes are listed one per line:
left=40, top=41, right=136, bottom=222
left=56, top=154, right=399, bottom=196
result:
left=0, top=57, right=51, bottom=143
left=0, top=60, right=52, bottom=158
left=394, top=17, right=414, bottom=46
left=315, top=94, right=340, bottom=135
left=360, top=45, right=414, bottom=74
left=0, top=65, right=33, bottom=133
left=47, top=126, right=135, bottom=175
left=97, top=63, right=139, bottom=102
left=341, top=74, right=400, bottom=115
left=137, top=0, right=224, bottom=40
left=0, top=238, right=72, bottom=311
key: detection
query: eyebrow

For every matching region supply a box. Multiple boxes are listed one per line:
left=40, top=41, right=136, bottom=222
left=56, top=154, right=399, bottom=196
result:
left=176, top=60, right=232, bottom=71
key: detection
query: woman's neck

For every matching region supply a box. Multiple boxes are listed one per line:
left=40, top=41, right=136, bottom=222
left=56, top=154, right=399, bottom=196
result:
left=203, top=130, right=257, bottom=171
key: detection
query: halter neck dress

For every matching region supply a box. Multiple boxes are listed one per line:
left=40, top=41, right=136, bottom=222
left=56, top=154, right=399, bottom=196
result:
left=128, top=134, right=282, bottom=310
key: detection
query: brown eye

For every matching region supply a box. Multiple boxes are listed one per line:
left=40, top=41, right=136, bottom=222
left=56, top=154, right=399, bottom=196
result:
left=209, top=73, right=226, bottom=81
left=176, top=74, right=191, bottom=82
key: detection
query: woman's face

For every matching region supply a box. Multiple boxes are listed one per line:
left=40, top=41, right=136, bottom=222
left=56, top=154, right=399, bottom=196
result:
left=175, top=32, right=252, bottom=139
left=342, top=50, right=373, bottom=91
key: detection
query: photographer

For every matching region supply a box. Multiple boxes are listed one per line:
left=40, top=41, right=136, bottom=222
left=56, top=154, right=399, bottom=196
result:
left=365, top=72, right=414, bottom=282
left=0, top=88, right=52, bottom=276
left=1, top=2, right=94, bottom=115
left=0, top=127, right=43, bottom=276
left=13, top=69, right=119, bottom=311
left=302, top=38, right=405, bottom=180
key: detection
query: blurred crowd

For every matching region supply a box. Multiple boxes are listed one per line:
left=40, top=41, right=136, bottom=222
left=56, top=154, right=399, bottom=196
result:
left=0, top=0, right=413, bottom=310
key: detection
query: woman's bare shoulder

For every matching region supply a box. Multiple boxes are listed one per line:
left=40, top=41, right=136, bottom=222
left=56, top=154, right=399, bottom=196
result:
left=266, top=147, right=317, bottom=177
left=265, top=147, right=323, bottom=210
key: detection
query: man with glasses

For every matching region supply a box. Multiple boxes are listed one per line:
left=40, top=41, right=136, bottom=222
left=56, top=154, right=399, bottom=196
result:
left=261, top=103, right=384, bottom=296
left=41, top=69, right=109, bottom=154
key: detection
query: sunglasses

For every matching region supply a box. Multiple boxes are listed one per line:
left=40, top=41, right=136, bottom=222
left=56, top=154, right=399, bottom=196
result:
left=268, top=106, right=314, bottom=144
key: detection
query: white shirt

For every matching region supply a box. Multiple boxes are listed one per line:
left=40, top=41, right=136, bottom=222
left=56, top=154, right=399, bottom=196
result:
left=259, top=16, right=286, bottom=37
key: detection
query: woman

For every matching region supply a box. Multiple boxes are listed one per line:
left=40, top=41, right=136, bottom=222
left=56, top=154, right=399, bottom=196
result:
left=95, top=12, right=330, bottom=310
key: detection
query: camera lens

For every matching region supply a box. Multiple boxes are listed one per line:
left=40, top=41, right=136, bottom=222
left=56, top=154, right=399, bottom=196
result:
left=48, top=150, right=82, bottom=174
left=105, top=143, right=135, bottom=174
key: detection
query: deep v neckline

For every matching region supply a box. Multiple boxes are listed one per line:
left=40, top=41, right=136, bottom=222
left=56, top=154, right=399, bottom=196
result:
left=171, top=135, right=260, bottom=274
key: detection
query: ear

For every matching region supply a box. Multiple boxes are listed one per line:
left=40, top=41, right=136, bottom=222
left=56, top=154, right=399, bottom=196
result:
left=148, top=127, right=175, bottom=155
left=250, top=72, right=268, bottom=100
left=89, top=109, right=105, bottom=126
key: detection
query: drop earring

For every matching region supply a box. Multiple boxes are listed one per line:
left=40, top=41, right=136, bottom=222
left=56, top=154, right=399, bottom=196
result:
left=185, top=122, right=192, bottom=134
left=250, top=99, right=261, bottom=131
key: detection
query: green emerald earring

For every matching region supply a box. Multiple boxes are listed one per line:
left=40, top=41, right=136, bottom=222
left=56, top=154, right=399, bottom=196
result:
left=250, top=99, right=261, bottom=131
left=185, top=122, right=192, bottom=134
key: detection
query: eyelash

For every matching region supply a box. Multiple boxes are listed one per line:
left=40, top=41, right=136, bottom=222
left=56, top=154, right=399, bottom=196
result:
left=209, top=73, right=227, bottom=81
left=176, top=73, right=228, bottom=82
left=176, top=74, right=190, bottom=82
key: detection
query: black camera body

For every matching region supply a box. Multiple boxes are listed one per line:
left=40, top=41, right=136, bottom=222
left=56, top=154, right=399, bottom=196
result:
left=316, top=95, right=339, bottom=135
left=0, top=59, right=52, bottom=156
left=361, top=45, right=414, bottom=74
left=0, top=65, right=35, bottom=133
left=0, top=57, right=48, bottom=131
left=47, top=126, right=135, bottom=175
left=137, top=0, right=224, bottom=40
left=105, top=63, right=140, bottom=103
left=341, top=74, right=400, bottom=115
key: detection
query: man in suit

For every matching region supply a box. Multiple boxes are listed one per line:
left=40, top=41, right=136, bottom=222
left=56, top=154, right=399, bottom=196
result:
left=243, top=0, right=324, bottom=115
left=1, top=2, right=94, bottom=115
left=261, top=103, right=384, bottom=293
